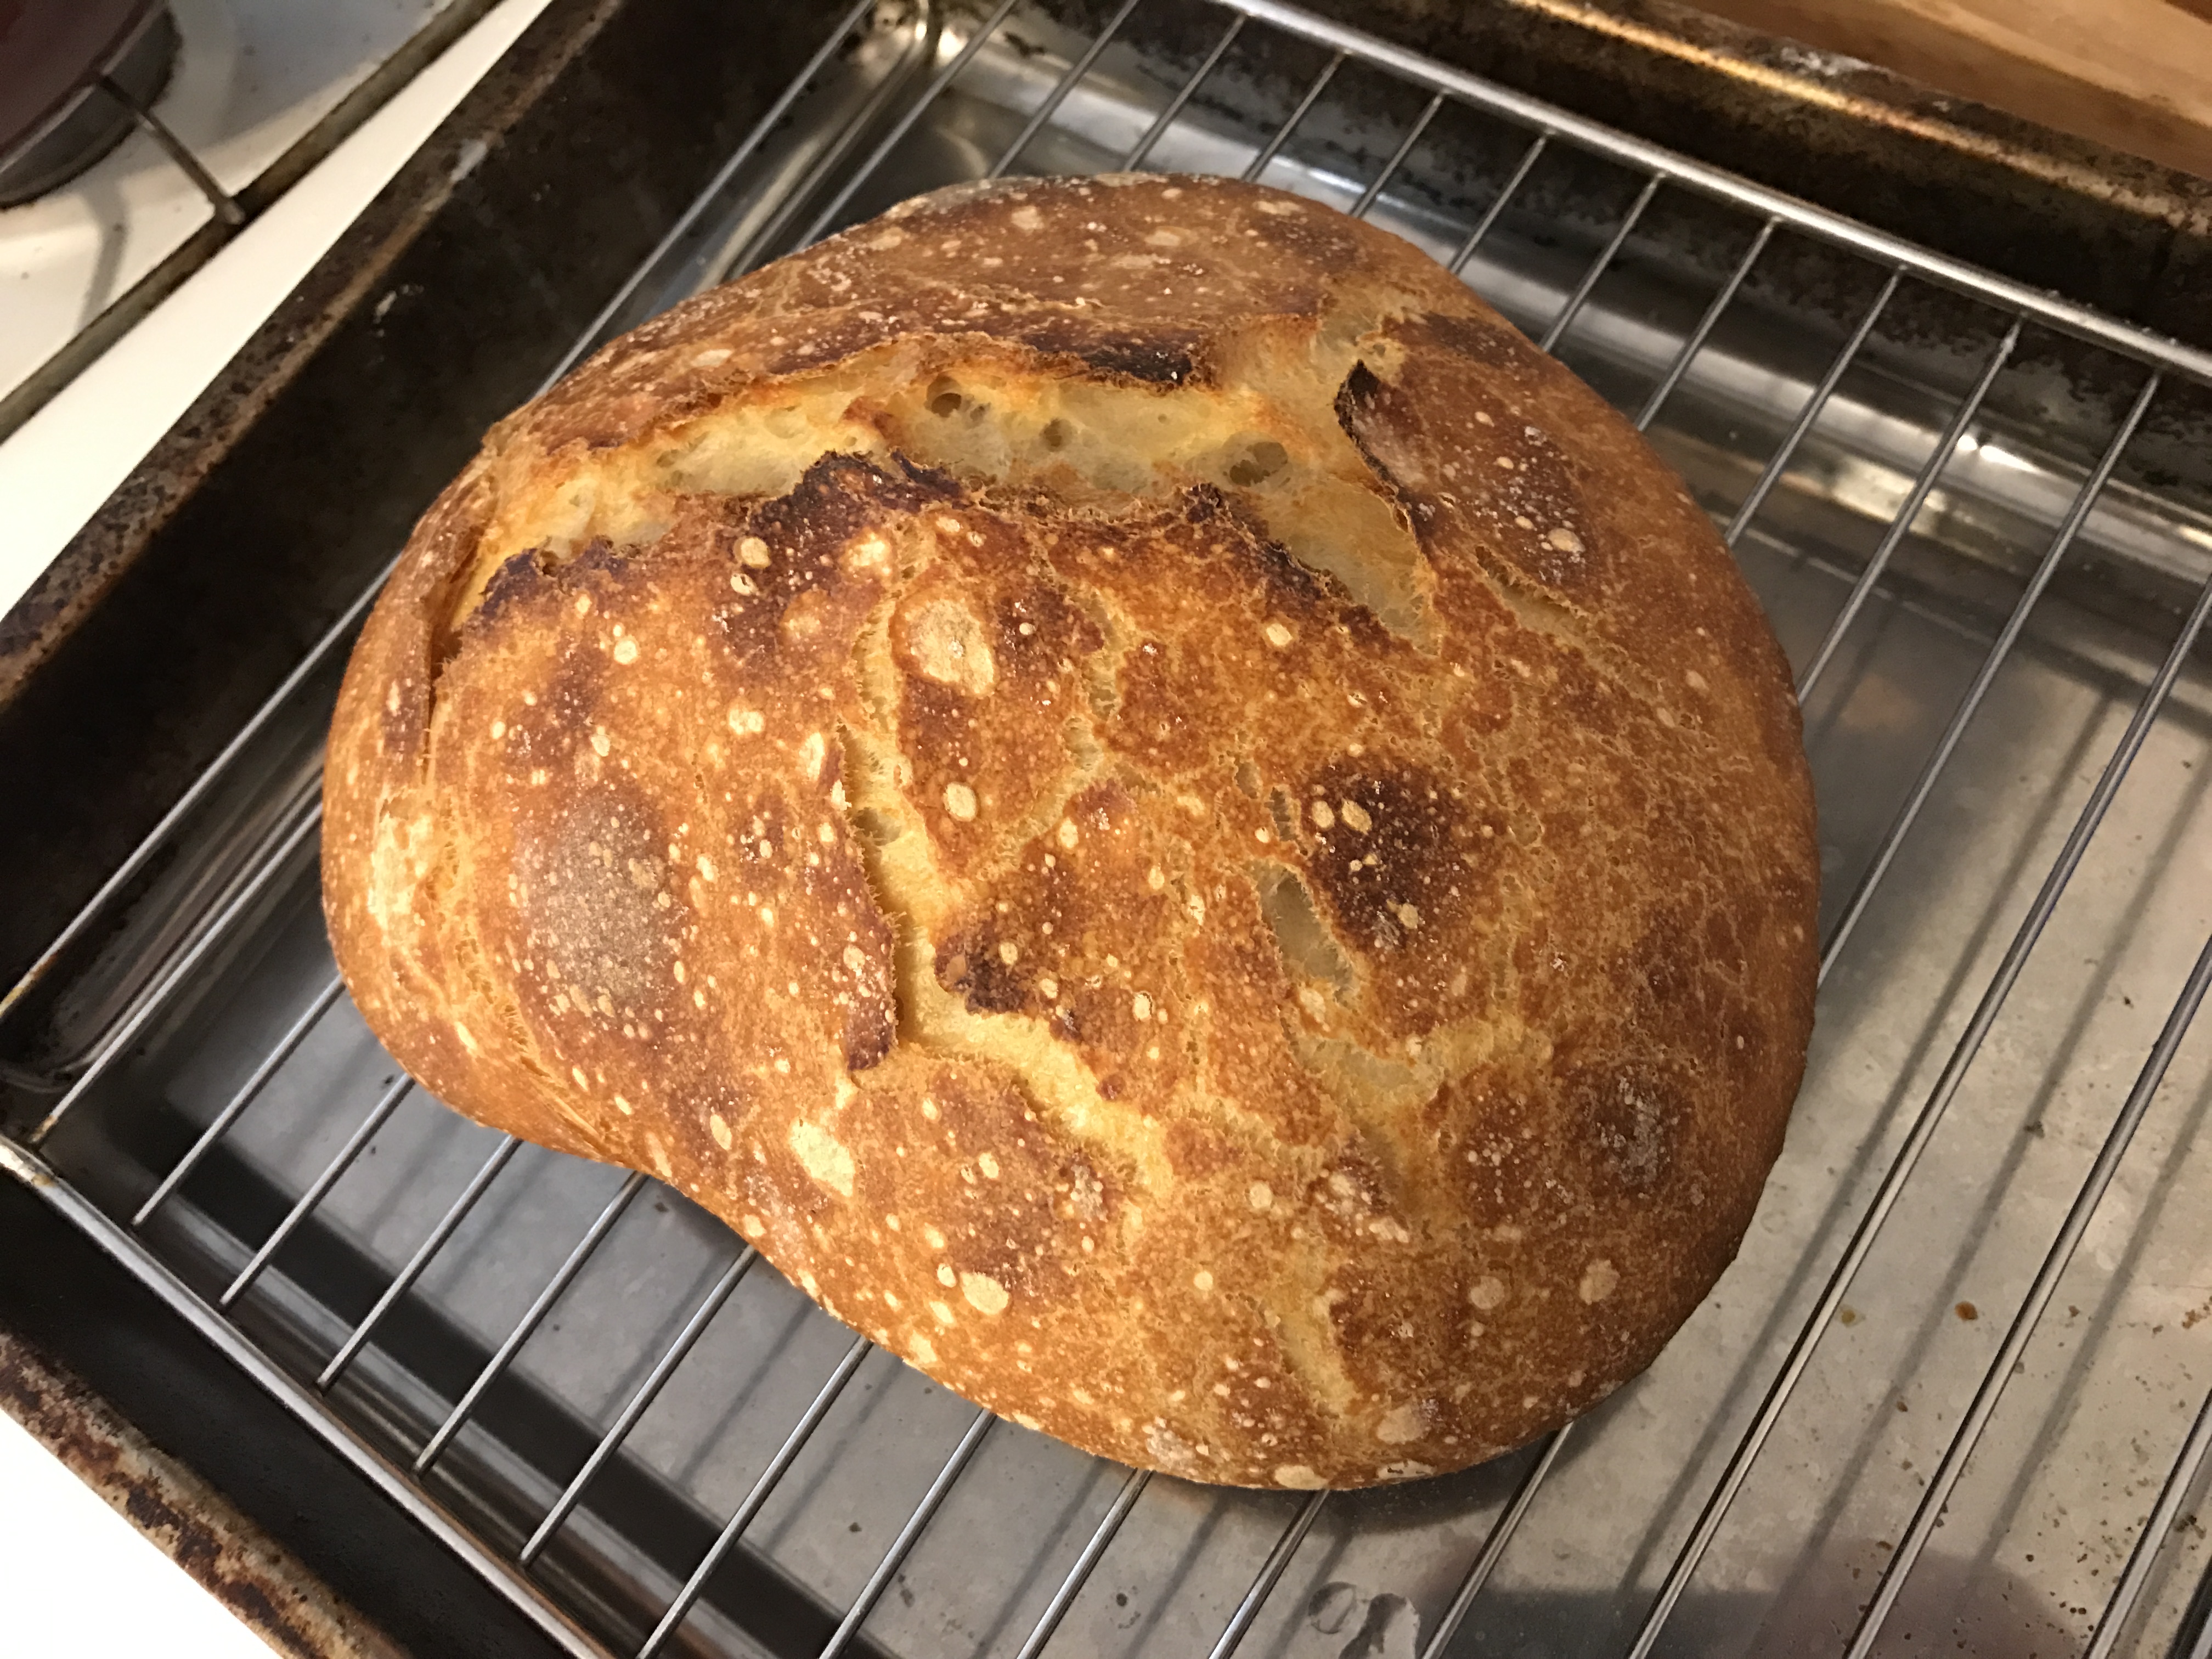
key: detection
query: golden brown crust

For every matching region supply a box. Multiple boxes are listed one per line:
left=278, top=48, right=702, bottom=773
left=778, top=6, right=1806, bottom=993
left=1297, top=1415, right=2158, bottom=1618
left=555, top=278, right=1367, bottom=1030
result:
left=323, top=174, right=1817, bottom=1489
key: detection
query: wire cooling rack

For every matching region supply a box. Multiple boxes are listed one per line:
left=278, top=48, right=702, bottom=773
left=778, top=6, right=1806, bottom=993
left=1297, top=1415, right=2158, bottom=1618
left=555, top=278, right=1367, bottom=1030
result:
left=9, top=0, right=2212, bottom=1655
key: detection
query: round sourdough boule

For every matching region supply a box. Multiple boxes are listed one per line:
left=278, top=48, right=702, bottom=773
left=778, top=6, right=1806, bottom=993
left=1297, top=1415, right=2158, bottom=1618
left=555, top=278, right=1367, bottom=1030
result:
left=323, top=173, right=1817, bottom=1489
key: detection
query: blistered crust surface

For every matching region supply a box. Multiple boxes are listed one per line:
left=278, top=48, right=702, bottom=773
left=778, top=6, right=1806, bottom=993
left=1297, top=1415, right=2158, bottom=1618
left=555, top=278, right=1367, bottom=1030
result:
left=323, top=174, right=1817, bottom=1489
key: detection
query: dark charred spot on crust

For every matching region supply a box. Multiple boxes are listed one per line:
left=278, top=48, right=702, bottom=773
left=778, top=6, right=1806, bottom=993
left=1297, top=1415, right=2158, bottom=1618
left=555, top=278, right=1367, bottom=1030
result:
left=1486, top=439, right=1592, bottom=593
left=1245, top=526, right=1339, bottom=612
left=1318, top=1257, right=1451, bottom=1367
left=1178, top=483, right=1346, bottom=620
left=1334, top=360, right=1387, bottom=436
left=1298, top=755, right=1475, bottom=953
left=423, top=530, right=560, bottom=717
left=897, top=672, right=979, bottom=751
left=1347, top=320, right=1606, bottom=606
left=936, top=929, right=1027, bottom=1015
left=1180, top=480, right=1227, bottom=527
left=744, top=451, right=941, bottom=557
left=470, top=544, right=559, bottom=631
left=1417, top=311, right=1544, bottom=373
left=712, top=453, right=922, bottom=663
left=890, top=450, right=965, bottom=495
left=1565, top=1058, right=1688, bottom=1197
left=753, top=311, right=916, bottom=378
left=1006, top=314, right=1204, bottom=385
left=1541, top=649, right=1628, bottom=740
left=997, top=577, right=1101, bottom=669
left=536, top=629, right=612, bottom=741
left=653, top=491, right=768, bottom=564
left=843, top=1012, right=895, bottom=1071
left=1435, top=1072, right=1555, bottom=1231
left=566, top=535, right=631, bottom=581
left=1243, top=199, right=1362, bottom=274
left=1110, top=640, right=1204, bottom=777
left=531, top=376, right=719, bottom=454
left=910, top=1067, right=1101, bottom=1293
left=1075, top=334, right=1198, bottom=385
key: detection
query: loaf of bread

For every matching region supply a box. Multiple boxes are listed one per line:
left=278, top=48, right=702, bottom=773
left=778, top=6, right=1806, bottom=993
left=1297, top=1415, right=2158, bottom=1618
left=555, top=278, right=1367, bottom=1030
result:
left=323, top=174, right=1817, bottom=1489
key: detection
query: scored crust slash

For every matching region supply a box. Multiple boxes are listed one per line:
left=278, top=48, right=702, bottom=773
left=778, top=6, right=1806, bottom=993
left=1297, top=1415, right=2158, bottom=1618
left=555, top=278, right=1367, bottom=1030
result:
left=321, top=173, right=1818, bottom=1489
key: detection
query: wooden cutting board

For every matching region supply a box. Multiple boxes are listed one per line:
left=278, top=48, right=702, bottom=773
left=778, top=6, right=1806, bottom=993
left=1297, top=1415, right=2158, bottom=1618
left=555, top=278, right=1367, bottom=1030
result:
left=1684, top=0, right=2212, bottom=179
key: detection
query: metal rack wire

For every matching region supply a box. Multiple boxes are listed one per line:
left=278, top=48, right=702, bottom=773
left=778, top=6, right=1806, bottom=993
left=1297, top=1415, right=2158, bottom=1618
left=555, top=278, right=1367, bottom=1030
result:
left=9, top=0, right=2212, bottom=1654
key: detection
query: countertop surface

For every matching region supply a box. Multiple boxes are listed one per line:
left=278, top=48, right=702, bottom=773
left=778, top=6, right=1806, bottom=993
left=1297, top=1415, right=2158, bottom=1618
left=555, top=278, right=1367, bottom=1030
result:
left=1683, top=0, right=2212, bottom=178
left=0, top=1408, right=280, bottom=1658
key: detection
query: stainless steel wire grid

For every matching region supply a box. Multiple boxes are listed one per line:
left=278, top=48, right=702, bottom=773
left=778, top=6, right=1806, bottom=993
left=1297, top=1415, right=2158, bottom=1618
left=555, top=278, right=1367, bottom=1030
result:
left=8, top=0, right=2212, bottom=1654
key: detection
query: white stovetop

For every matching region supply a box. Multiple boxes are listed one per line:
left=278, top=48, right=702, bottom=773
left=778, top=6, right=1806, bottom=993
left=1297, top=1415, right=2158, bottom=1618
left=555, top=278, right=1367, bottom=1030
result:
left=1, top=0, right=458, bottom=410
left=0, top=0, right=552, bottom=627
